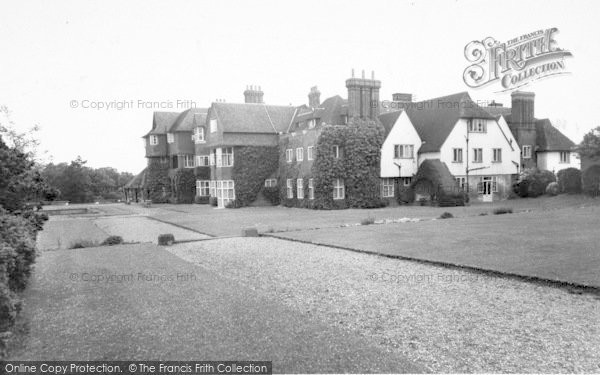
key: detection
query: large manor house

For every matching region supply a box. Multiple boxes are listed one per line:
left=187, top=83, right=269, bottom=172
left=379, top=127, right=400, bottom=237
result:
left=128, top=71, right=580, bottom=208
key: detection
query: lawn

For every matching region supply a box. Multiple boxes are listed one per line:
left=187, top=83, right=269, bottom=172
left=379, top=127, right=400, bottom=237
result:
left=269, top=204, right=600, bottom=288
left=141, top=195, right=600, bottom=237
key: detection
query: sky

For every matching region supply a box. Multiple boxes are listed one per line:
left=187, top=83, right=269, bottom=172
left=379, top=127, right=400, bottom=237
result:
left=1, top=0, right=598, bottom=173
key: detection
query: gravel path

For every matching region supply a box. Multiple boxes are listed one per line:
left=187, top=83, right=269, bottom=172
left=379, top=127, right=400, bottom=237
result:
left=168, top=237, right=600, bottom=373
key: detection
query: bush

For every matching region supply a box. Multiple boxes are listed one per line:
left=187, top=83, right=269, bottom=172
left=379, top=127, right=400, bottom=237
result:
left=158, top=234, right=175, bottom=246
left=557, top=168, right=582, bottom=194
left=194, top=196, right=209, bottom=204
left=209, top=197, right=218, bottom=207
left=225, top=200, right=244, bottom=209
left=262, top=187, right=280, bottom=206
left=361, top=216, right=375, bottom=225
left=396, top=185, right=415, bottom=204
left=439, top=212, right=454, bottom=219
left=493, top=207, right=513, bottom=215
left=101, top=235, right=124, bottom=246
left=583, top=165, right=600, bottom=196
left=516, top=169, right=557, bottom=198
left=546, top=182, right=559, bottom=196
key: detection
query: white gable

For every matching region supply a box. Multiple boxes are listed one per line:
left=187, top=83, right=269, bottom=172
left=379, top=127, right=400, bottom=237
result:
left=380, top=111, right=421, bottom=178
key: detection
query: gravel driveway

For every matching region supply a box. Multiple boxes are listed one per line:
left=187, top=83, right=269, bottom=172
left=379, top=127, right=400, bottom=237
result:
left=168, top=237, right=600, bottom=373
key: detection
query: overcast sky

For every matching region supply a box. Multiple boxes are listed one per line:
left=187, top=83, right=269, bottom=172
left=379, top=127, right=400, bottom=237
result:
left=1, top=0, right=598, bottom=173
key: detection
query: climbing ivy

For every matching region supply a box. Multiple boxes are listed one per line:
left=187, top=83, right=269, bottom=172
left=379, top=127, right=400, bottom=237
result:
left=230, top=146, right=279, bottom=207
left=172, top=169, right=196, bottom=204
left=311, top=119, right=387, bottom=209
left=146, top=158, right=170, bottom=203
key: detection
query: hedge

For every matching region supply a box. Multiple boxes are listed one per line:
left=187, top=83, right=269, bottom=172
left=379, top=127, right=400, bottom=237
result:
left=172, top=169, right=195, bottom=204
left=557, top=168, right=582, bottom=194
left=583, top=165, right=600, bottom=196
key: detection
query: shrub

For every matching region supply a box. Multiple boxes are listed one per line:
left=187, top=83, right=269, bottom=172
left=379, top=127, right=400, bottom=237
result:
left=101, top=235, right=124, bottom=246
left=439, top=212, right=454, bottom=219
left=396, top=185, right=415, bottom=204
left=173, top=169, right=196, bottom=204
left=225, top=200, right=244, bottom=209
left=361, top=216, right=375, bottom=225
left=194, top=196, right=209, bottom=204
left=262, top=186, right=280, bottom=206
left=583, top=165, right=600, bottom=196
left=516, top=169, right=557, bottom=198
left=209, top=197, right=218, bottom=207
left=158, top=234, right=175, bottom=246
left=231, top=146, right=279, bottom=207
left=493, top=207, right=513, bottom=215
left=557, top=168, right=582, bottom=194
left=545, top=182, right=559, bottom=196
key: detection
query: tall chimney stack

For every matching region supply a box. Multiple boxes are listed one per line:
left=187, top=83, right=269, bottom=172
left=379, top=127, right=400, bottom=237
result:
left=346, top=68, right=381, bottom=120
left=510, top=91, right=536, bottom=170
left=244, top=85, right=264, bottom=104
left=308, top=86, right=321, bottom=107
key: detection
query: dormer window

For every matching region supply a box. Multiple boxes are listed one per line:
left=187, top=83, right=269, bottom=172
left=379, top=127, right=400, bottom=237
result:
left=210, top=118, right=217, bottom=133
left=167, top=133, right=174, bottom=143
left=149, top=135, right=158, bottom=145
left=468, top=119, right=487, bottom=133
left=193, top=127, right=205, bottom=143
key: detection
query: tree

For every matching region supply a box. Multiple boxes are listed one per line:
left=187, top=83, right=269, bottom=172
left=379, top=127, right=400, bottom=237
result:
left=578, top=126, right=600, bottom=158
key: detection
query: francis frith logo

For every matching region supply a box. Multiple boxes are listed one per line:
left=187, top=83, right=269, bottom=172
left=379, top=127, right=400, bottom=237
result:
left=463, top=27, right=572, bottom=92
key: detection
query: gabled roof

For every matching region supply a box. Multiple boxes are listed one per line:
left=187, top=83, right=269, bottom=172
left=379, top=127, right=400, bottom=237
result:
left=291, top=95, right=348, bottom=129
left=145, top=112, right=180, bottom=136
left=405, top=92, right=495, bottom=153
left=212, top=103, right=296, bottom=133
left=169, top=108, right=208, bottom=132
left=378, top=110, right=404, bottom=137
left=124, top=168, right=147, bottom=189
left=482, top=105, right=511, bottom=118
left=535, top=119, right=576, bottom=152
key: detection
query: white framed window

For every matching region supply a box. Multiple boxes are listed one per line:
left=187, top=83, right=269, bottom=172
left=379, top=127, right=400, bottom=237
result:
left=522, top=145, right=532, bottom=159
left=209, top=180, right=216, bottom=197
left=308, top=119, right=316, bottom=129
left=402, top=177, right=412, bottom=186
left=333, top=145, right=340, bottom=159
left=560, top=152, right=570, bottom=163
left=381, top=178, right=394, bottom=198
left=196, top=180, right=210, bottom=196
left=216, top=180, right=235, bottom=207
left=453, top=148, right=463, bottom=163
left=308, top=179, right=314, bottom=200
left=149, top=135, right=158, bottom=145
left=193, top=127, right=205, bottom=143
left=265, top=179, right=277, bottom=187
left=195, top=155, right=209, bottom=167
left=184, top=155, right=195, bottom=168
left=221, top=147, right=234, bottom=167
left=286, top=149, right=293, bottom=163
left=209, top=151, right=215, bottom=166
left=455, top=177, right=466, bottom=190
left=286, top=179, right=293, bottom=199
left=167, top=133, right=175, bottom=143
left=492, top=148, right=502, bottom=163
left=297, top=178, right=304, bottom=199
left=307, top=146, right=314, bottom=160
left=210, top=118, right=217, bottom=133
left=468, top=119, right=487, bottom=133
left=394, top=144, right=414, bottom=159
left=473, top=148, right=483, bottom=163
left=296, top=147, right=304, bottom=162
left=333, top=178, right=345, bottom=200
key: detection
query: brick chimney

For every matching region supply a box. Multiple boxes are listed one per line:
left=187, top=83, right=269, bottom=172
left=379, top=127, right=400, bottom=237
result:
left=308, top=86, right=321, bottom=107
left=244, top=85, right=264, bottom=104
left=346, top=69, right=381, bottom=120
left=510, top=91, right=536, bottom=169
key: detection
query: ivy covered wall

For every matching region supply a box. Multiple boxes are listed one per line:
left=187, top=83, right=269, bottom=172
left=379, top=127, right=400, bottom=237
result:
left=230, top=146, right=279, bottom=207
left=145, top=157, right=171, bottom=203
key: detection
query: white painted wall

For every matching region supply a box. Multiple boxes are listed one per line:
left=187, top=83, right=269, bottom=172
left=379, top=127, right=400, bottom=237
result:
left=436, top=118, right=520, bottom=177
left=380, top=111, right=421, bottom=177
left=537, top=151, right=581, bottom=172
